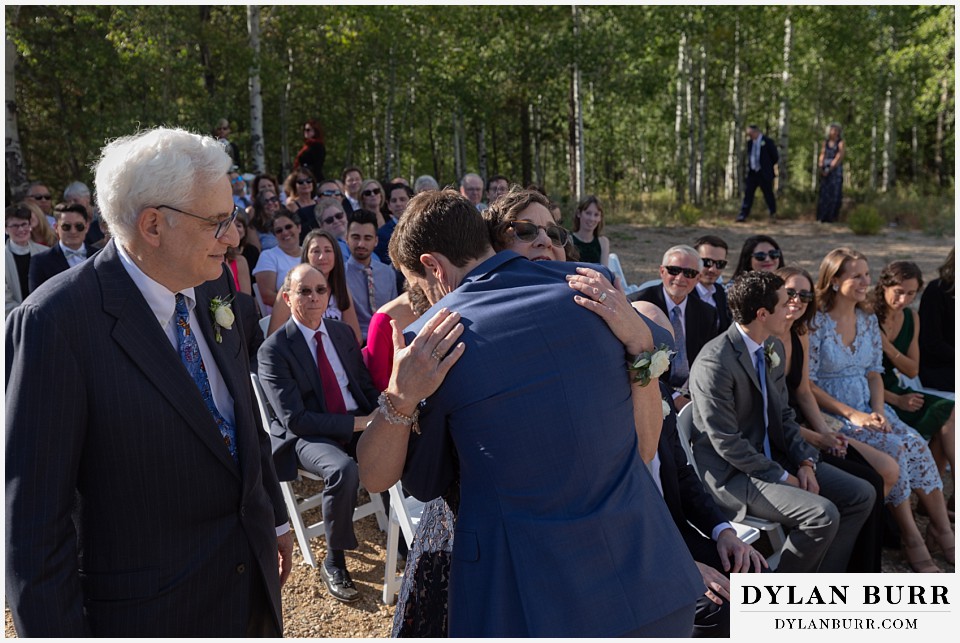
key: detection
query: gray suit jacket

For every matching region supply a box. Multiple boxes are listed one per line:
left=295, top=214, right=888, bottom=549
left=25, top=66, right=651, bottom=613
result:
left=689, top=323, right=817, bottom=520
left=5, top=239, right=48, bottom=316
left=5, top=240, right=287, bottom=637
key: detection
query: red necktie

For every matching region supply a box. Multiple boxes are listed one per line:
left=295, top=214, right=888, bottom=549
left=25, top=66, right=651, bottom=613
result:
left=314, top=331, right=347, bottom=414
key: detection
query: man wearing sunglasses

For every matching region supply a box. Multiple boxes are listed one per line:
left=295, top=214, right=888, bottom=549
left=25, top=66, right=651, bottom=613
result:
left=630, top=245, right=719, bottom=411
left=691, top=235, right=732, bottom=333
left=6, top=127, right=291, bottom=637
left=28, top=203, right=98, bottom=291
left=23, top=181, right=56, bottom=227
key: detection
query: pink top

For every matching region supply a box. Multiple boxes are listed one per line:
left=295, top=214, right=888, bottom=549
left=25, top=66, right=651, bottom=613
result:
left=228, top=259, right=240, bottom=291
left=362, top=311, right=395, bottom=392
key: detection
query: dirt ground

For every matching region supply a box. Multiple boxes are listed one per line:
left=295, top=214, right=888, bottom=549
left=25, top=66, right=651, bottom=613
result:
left=4, top=219, right=955, bottom=638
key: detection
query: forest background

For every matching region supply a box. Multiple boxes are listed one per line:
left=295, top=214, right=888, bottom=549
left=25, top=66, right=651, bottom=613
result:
left=4, top=4, right=955, bottom=230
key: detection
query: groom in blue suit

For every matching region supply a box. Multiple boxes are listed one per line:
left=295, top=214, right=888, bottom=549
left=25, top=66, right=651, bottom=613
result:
left=358, top=190, right=703, bottom=637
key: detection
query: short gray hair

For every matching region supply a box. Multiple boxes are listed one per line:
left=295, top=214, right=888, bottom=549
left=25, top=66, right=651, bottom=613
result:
left=93, top=127, right=231, bottom=247
left=413, top=175, right=439, bottom=193
left=63, top=181, right=90, bottom=201
left=662, top=244, right=703, bottom=270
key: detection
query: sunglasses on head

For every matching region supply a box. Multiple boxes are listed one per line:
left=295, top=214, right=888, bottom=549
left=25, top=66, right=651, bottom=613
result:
left=664, top=265, right=700, bottom=279
left=701, top=258, right=727, bottom=270
left=362, top=188, right=381, bottom=197
left=295, top=285, right=328, bottom=298
left=752, top=249, right=782, bottom=262
left=321, top=211, right=345, bottom=225
left=507, top=220, right=568, bottom=248
left=59, top=222, right=86, bottom=232
left=296, top=178, right=313, bottom=185
left=273, top=223, right=296, bottom=235
left=786, top=288, right=814, bottom=303
left=320, top=189, right=343, bottom=197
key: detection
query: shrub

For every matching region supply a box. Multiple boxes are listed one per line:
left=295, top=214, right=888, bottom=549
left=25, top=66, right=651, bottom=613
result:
left=676, top=203, right=701, bottom=226
left=846, top=205, right=885, bottom=235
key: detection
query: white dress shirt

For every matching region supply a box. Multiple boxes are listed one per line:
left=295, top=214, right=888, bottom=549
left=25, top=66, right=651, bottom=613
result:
left=60, top=241, right=88, bottom=268
left=291, top=316, right=359, bottom=413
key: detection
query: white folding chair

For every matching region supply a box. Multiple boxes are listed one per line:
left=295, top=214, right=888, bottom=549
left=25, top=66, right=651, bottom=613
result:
left=898, top=370, right=955, bottom=401
left=607, top=253, right=640, bottom=295
left=381, top=482, right=428, bottom=605
left=675, top=404, right=783, bottom=566
left=249, top=373, right=387, bottom=567
left=258, top=314, right=271, bottom=337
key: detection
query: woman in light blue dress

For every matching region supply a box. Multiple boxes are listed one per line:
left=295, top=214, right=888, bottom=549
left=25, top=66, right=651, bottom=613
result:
left=808, top=248, right=954, bottom=572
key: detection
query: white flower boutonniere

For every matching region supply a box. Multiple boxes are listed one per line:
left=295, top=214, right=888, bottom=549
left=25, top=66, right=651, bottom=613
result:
left=661, top=398, right=671, bottom=419
left=209, top=296, right=235, bottom=343
left=628, top=344, right=675, bottom=387
left=764, top=342, right=781, bottom=370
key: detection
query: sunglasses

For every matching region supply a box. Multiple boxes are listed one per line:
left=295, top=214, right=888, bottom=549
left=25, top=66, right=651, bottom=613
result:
left=296, top=178, right=313, bottom=185
left=786, top=288, right=814, bottom=303
left=663, top=265, right=700, bottom=279
left=321, top=211, right=345, bottom=225
left=320, top=189, right=344, bottom=197
left=230, top=176, right=245, bottom=185
left=59, top=222, right=87, bottom=232
left=29, top=194, right=52, bottom=201
left=295, top=286, right=329, bottom=298
left=156, top=204, right=241, bottom=239
left=361, top=188, right=381, bottom=197
left=752, top=249, right=782, bottom=262
left=701, top=258, right=727, bottom=270
left=262, top=196, right=280, bottom=205
left=508, top=220, right=568, bottom=248
left=273, top=223, right=297, bottom=235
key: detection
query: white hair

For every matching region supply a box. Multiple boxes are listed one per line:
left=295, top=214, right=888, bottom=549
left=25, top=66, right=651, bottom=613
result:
left=62, top=181, right=90, bottom=200
left=662, top=244, right=704, bottom=270
left=93, top=127, right=231, bottom=246
left=413, top=175, right=440, bottom=193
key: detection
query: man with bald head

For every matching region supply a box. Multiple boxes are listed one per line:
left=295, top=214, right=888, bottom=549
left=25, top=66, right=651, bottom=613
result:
left=257, top=263, right=380, bottom=603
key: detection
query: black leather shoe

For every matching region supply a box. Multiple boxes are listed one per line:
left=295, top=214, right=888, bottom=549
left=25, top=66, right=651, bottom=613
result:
left=735, top=214, right=747, bottom=222
left=321, top=563, right=360, bottom=602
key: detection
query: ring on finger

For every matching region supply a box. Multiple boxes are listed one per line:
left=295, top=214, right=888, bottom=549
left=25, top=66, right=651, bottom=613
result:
left=598, top=292, right=608, bottom=303
left=431, top=349, right=443, bottom=361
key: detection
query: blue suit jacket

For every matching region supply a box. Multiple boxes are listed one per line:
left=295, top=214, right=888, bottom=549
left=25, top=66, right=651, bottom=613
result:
left=402, top=251, right=702, bottom=637
left=5, top=240, right=286, bottom=636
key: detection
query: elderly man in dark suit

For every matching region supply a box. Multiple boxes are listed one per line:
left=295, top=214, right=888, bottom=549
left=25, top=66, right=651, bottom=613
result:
left=736, top=124, right=779, bottom=222
left=629, top=244, right=718, bottom=411
left=28, top=203, right=98, bottom=291
left=357, top=190, right=704, bottom=638
left=689, top=271, right=875, bottom=573
left=257, top=263, right=379, bottom=603
left=5, top=127, right=291, bottom=636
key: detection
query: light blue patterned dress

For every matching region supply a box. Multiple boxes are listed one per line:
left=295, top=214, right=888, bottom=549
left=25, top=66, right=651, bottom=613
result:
left=808, top=309, right=942, bottom=506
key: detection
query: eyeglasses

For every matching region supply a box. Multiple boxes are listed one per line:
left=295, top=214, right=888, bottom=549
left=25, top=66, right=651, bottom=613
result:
left=320, top=189, right=344, bottom=197
left=507, top=220, right=568, bottom=248
left=663, top=265, right=700, bottom=279
left=786, top=288, right=814, bottom=303
left=294, top=285, right=328, bottom=298
left=751, top=249, right=782, bottom=262
left=361, top=188, right=381, bottom=197
left=59, top=222, right=87, bottom=232
left=28, top=194, right=52, bottom=201
left=321, top=211, right=345, bottom=225
left=296, top=178, right=313, bottom=185
left=5, top=221, right=31, bottom=231
left=156, top=204, right=240, bottom=239
left=273, top=222, right=297, bottom=235
left=701, top=258, right=727, bottom=270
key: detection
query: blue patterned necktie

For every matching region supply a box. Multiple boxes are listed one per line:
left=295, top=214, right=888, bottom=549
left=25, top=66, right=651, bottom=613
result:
left=174, top=293, right=238, bottom=462
left=755, top=346, right=772, bottom=459
left=669, top=306, right=689, bottom=386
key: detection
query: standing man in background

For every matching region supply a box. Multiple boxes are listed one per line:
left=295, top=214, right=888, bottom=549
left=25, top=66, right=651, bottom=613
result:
left=736, top=125, right=778, bottom=222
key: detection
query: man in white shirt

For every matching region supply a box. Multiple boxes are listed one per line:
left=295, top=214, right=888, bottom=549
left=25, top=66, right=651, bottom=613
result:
left=691, top=234, right=732, bottom=332
left=28, top=203, right=97, bottom=291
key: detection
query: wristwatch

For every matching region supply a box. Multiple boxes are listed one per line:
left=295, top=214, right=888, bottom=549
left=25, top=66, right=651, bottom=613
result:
left=799, top=459, right=817, bottom=472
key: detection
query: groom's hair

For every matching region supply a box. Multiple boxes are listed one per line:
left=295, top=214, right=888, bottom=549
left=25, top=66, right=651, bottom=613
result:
left=727, top=271, right=784, bottom=325
left=389, top=189, right=491, bottom=276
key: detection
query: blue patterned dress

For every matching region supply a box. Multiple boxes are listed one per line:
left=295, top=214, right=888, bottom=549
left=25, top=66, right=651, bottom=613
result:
left=808, top=309, right=942, bottom=506
left=816, top=141, right=843, bottom=223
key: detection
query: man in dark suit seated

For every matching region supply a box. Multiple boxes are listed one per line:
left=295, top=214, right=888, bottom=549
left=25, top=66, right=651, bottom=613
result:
left=690, top=235, right=732, bottom=333
left=257, top=263, right=379, bottom=603
left=689, top=271, right=875, bottom=572
left=629, top=244, right=718, bottom=411
left=28, top=203, right=97, bottom=291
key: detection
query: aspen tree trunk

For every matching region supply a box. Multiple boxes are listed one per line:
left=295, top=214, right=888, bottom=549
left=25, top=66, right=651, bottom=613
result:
left=882, top=84, right=896, bottom=191
left=476, top=120, right=487, bottom=183
left=452, top=110, right=463, bottom=182
left=569, top=5, right=585, bottom=202
left=673, top=31, right=686, bottom=200
left=532, top=99, right=544, bottom=187
left=696, top=44, right=706, bottom=204
left=725, top=17, right=741, bottom=200
left=384, top=53, right=396, bottom=181
left=777, top=14, right=792, bottom=196
left=812, top=68, right=822, bottom=192
left=935, top=76, right=948, bottom=186
left=5, top=11, right=29, bottom=195
left=684, top=36, right=695, bottom=204
left=520, top=100, right=531, bottom=185
left=280, top=45, right=293, bottom=177
left=246, top=5, right=265, bottom=174
left=910, top=79, right=918, bottom=180
left=870, top=111, right=878, bottom=191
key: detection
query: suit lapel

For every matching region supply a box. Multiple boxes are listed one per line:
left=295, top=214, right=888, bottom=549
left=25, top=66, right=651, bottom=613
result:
left=52, top=245, right=70, bottom=273
left=97, top=242, right=240, bottom=477
left=285, top=319, right=327, bottom=408
left=728, top=324, right=762, bottom=394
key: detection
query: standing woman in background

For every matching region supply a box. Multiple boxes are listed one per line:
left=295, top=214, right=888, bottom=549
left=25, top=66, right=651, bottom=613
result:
left=571, top=195, right=609, bottom=266
left=295, top=119, right=326, bottom=181
left=816, top=123, right=845, bottom=223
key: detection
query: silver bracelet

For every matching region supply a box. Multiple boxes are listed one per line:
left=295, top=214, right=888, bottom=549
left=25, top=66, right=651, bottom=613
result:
left=378, top=392, right=421, bottom=435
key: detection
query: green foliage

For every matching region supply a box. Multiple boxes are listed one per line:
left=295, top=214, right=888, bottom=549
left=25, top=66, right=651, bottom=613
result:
left=846, top=204, right=885, bottom=235
left=676, top=203, right=701, bottom=226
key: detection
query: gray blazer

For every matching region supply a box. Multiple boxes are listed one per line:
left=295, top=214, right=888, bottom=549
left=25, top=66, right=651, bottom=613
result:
left=5, top=239, right=48, bottom=316
left=689, top=323, right=817, bottom=520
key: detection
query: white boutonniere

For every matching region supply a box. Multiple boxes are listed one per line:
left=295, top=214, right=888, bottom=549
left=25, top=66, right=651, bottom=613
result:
left=764, top=342, right=780, bottom=370
left=661, top=398, right=671, bottom=419
left=209, top=296, right=235, bottom=343
left=628, top=344, right=675, bottom=387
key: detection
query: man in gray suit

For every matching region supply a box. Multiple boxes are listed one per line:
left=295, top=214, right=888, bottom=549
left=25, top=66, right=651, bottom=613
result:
left=689, top=270, right=874, bottom=572
left=6, top=127, right=292, bottom=636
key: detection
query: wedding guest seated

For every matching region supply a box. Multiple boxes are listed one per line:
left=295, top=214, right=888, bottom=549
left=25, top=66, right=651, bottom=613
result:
left=29, top=203, right=97, bottom=291
left=247, top=186, right=283, bottom=252
left=691, top=235, right=732, bottom=332
left=300, top=179, right=343, bottom=241
left=252, top=211, right=302, bottom=313
left=629, top=245, right=717, bottom=411
left=689, top=270, right=875, bottom=572
left=5, top=203, right=49, bottom=316
left=358, top=179, right=387, bottom=228
left=22, top=181, right=55, bottom=227
left=345, top=210, right=397, bottom=342
left=376, top=182, right=413, bottom=266
left=731, top=234, right=785, bottom=280
left=918, top=249, right=955, bottom=393
left=413, top=174, right=439, bottom=193
left=570, top=195, right=610, bottom=266
left=808, top=248, right=954, bottom=571
left=313, top=197, right=351, bottom=260
left=257, top=264, right=379, bottom=603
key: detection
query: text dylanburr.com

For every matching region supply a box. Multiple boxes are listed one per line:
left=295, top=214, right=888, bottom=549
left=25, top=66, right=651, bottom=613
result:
left=731, top=573, right=957, bottom=639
